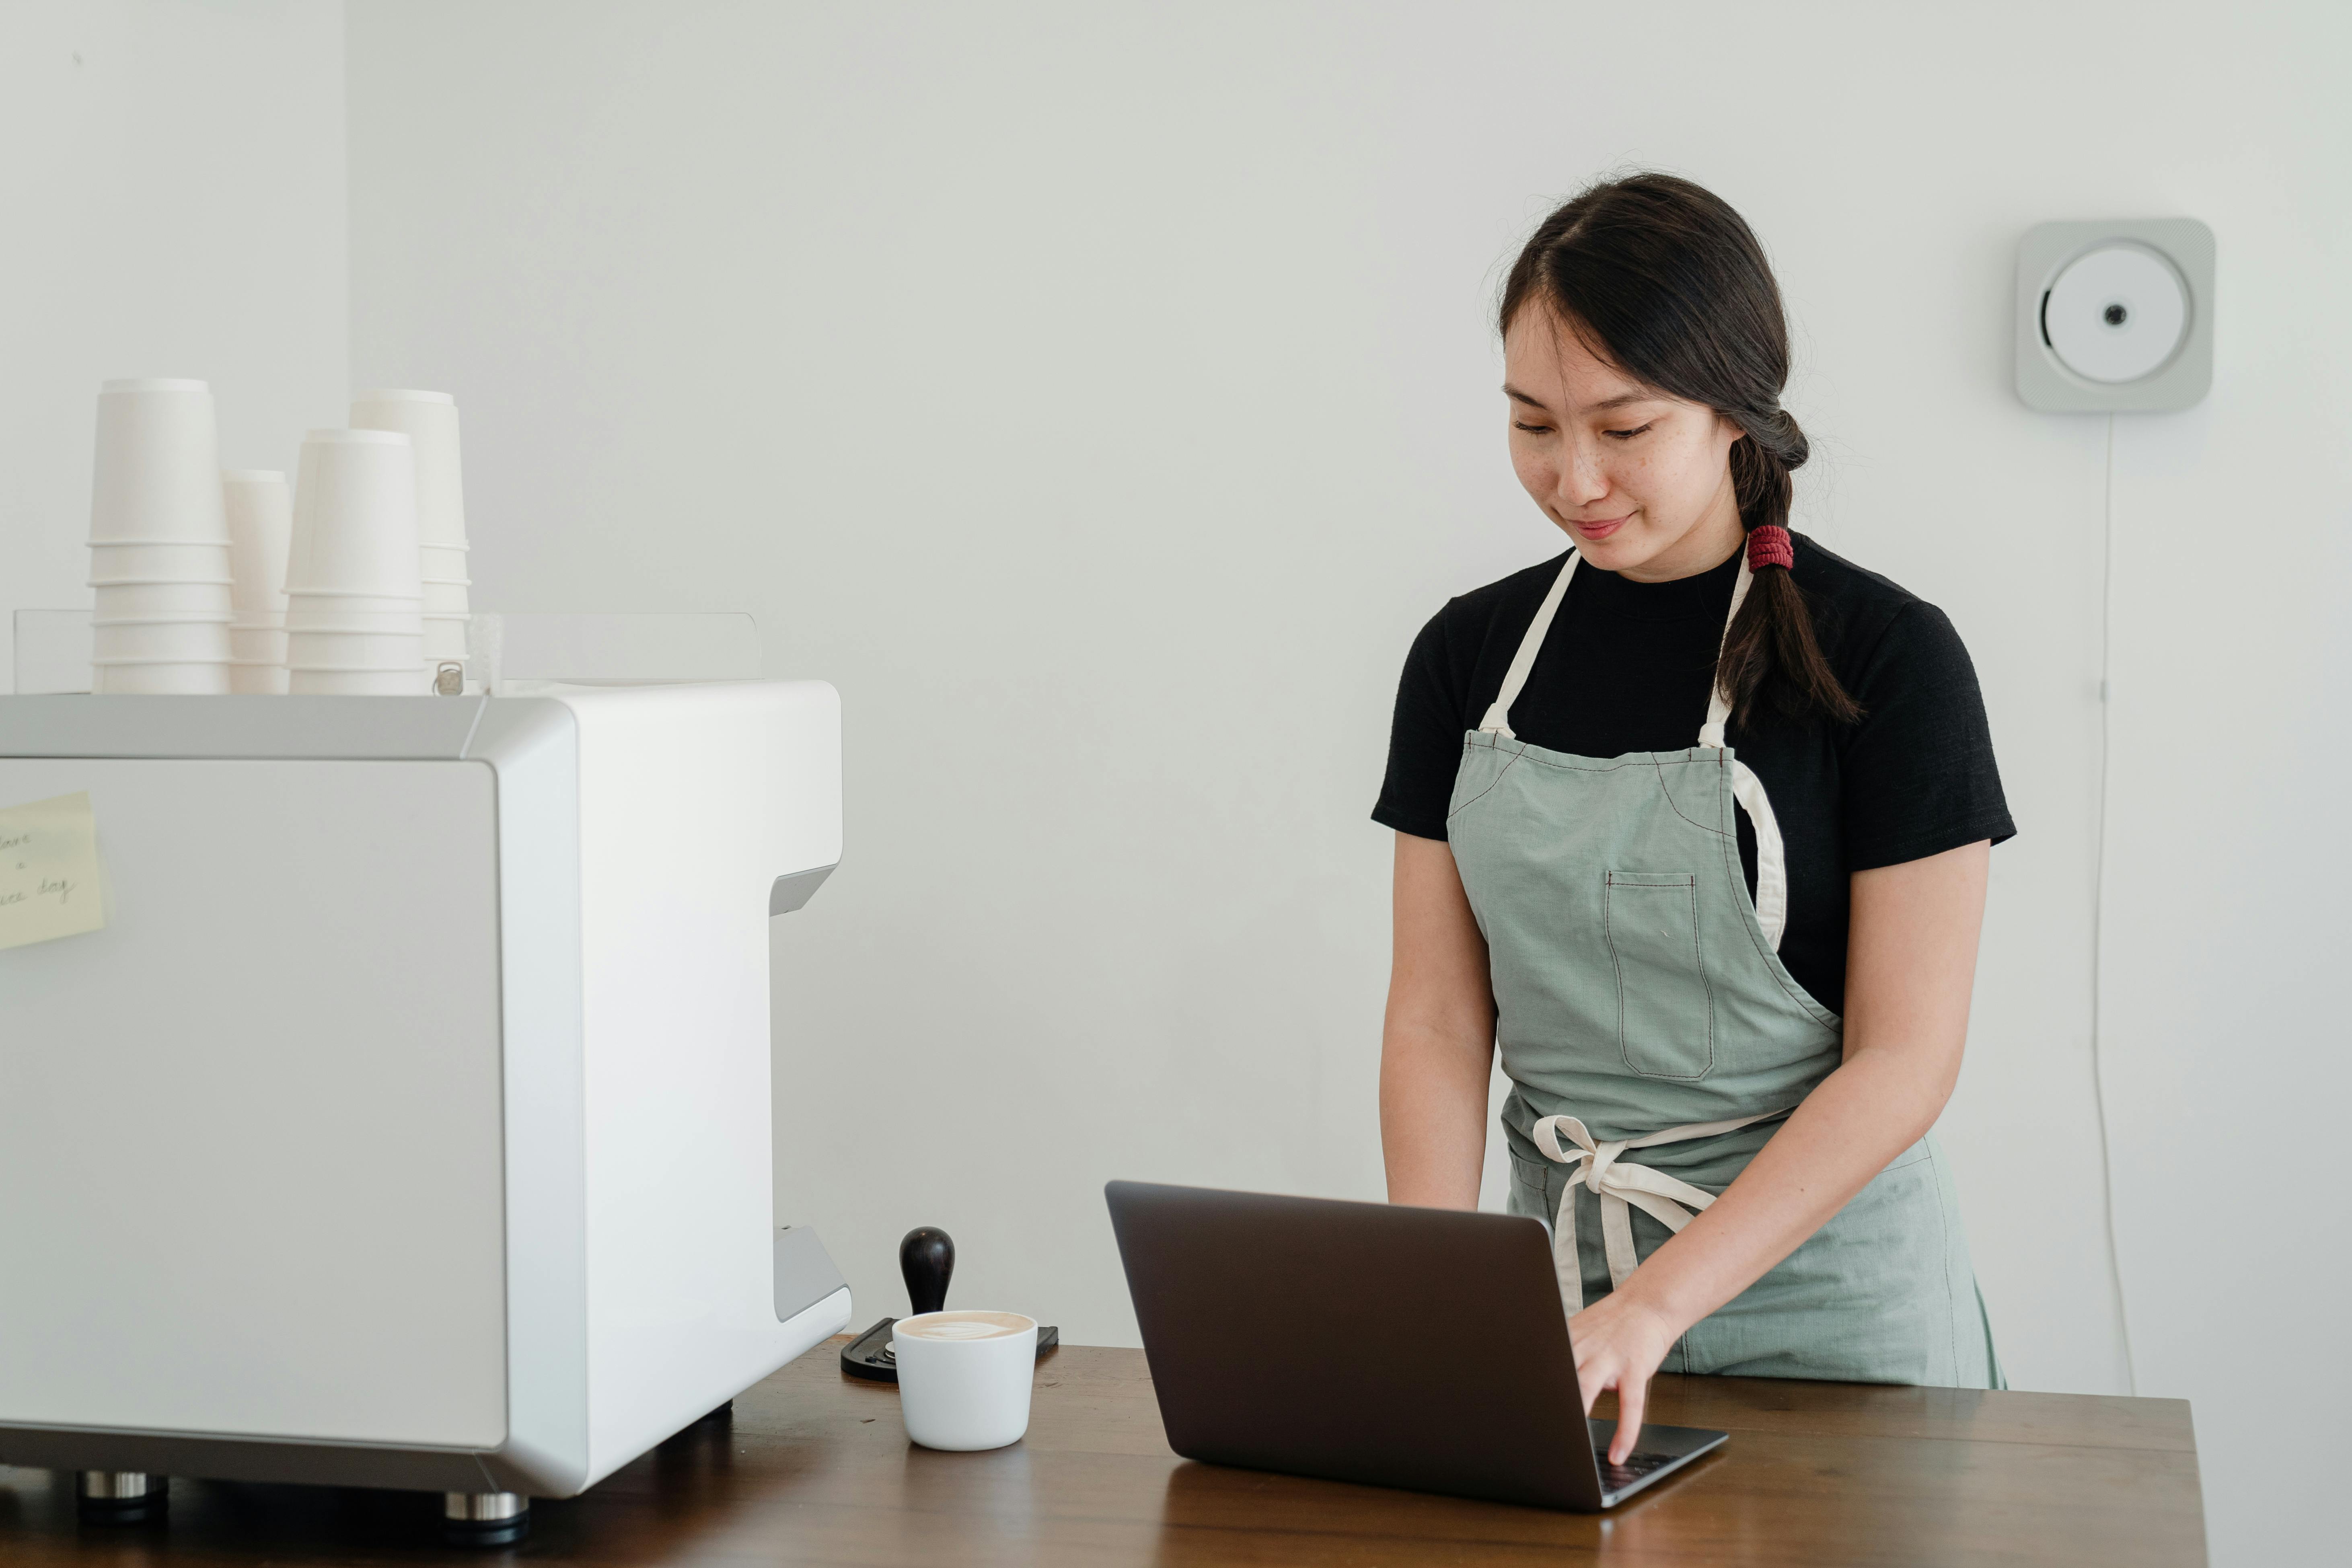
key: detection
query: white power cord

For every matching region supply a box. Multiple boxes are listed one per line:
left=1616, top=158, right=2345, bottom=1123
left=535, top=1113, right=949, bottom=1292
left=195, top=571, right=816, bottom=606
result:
left=2089, top=411, right=2140, bottom=1396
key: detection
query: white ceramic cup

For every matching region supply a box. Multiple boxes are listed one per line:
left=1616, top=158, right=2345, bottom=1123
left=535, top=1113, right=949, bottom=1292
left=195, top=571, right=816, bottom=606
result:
left=350, top=390, right=467, bottom=547
left=89, top=379, right=229, bottom=545
left=286, top=430, right=420, bottom=598
left=892, top=1311, right=1039, bottom=1452
left=224, top=469, right=292, bottom=619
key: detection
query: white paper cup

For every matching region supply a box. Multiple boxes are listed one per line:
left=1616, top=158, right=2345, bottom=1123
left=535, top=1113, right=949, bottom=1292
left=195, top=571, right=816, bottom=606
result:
left=891, top=1311, right=1038, bottom=1452
left=94, top=660, right=231, bottom=695
left=93, top=580, right=235, bottom=619
left=88, top=540, right=234, bottom=585
left=351, top=390, right=466, bottom=548
left=286, top=429, right=421, bottom=598
left=420, top=542, right=471, bottom=583
left=287, top=628, right=425, bottom=670
left=289, top=666, right=430, bottom=696
left=228, top=659, right=289, bottom=695
left=93, top=620, right=232, bottom=662
left=286, top=600, right=424, bottom=637
left=224, top=469, right=292, bottom=619
left=423, top=616, right=470, bottom=662
left=422, top=582, right=472, bottom=617
left=285, top=588, right=422, bottom=613
left=89, top=379, right=230, bottom=544
left=230, top=620, right=291, bottom=691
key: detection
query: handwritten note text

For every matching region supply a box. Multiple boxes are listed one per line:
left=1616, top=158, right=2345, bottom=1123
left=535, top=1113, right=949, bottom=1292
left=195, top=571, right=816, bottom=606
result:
left=0, top=792, right=106, bottom=951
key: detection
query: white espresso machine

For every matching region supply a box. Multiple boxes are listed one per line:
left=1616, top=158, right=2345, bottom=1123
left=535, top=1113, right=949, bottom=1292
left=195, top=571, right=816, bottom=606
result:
left=0, top=682, right=851, bottom=1543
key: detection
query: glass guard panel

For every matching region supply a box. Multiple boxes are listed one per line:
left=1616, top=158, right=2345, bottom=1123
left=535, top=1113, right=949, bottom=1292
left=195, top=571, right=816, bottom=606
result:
left=468, top=612, right=761, bottom=693
left=12, top=610, right=94, bottom=695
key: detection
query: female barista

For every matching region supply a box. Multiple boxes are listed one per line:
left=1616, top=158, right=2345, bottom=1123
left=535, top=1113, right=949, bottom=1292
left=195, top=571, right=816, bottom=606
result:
left=1375, top=174, right=2014, bottom=1462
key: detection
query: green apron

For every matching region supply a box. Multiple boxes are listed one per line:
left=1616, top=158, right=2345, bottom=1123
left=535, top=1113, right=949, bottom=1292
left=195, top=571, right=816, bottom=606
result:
left=1446, top=549, right=1999, bottom=1388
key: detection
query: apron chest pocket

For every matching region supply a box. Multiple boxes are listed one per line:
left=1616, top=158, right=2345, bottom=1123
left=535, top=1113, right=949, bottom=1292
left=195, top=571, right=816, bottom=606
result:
left=1604, top=871, right=1716, bottom=1080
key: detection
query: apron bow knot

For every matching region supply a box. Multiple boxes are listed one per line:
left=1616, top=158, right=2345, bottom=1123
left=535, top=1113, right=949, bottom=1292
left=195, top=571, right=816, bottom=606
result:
left=1530, top=1109, right=1793, bottom=1316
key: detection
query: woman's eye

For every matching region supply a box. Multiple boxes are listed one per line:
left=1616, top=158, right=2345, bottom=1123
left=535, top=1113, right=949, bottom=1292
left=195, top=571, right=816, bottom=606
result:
left=1603, top=423, right=1655, bottom=441
left=1512, top=421, right=1552, bottom=434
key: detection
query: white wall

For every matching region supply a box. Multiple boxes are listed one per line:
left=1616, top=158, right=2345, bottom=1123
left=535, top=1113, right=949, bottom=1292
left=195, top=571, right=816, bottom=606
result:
left=346, top=4, right=2348, bottom=1561
left=0, top=0, right=350, bottom=691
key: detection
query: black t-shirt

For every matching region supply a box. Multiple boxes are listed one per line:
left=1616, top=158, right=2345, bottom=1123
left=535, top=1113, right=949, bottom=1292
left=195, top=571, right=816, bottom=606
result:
left=1373, top=535, right=2015, bottom=1015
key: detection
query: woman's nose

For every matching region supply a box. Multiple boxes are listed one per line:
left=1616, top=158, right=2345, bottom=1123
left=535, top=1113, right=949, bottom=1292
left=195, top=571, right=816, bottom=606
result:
left=1555, top=440, right=1610, bottom=508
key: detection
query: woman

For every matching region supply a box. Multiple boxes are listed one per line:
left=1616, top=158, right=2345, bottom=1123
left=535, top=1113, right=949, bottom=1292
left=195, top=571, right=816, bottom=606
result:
left=1375, top=174, right=2013, bottom=1463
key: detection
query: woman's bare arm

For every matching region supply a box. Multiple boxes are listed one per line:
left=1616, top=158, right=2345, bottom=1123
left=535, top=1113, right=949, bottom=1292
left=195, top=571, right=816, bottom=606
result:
left=1380, top=832, right=1497, bottom=1210
left=1573, top=838, right=1991, bottom=1459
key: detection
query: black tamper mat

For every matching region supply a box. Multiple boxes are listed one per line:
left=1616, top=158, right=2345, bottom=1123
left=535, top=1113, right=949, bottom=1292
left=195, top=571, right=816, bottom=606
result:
left=841, top=1226, right=1059, bottom=1383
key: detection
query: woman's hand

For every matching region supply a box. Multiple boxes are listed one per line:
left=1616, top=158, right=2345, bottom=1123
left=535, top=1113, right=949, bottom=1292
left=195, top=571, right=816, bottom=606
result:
left=1568, top=1289, right=1682, bottom=1463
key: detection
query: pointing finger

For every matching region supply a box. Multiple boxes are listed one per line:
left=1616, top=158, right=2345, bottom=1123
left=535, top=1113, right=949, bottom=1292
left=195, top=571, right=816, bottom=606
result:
left=1610, top=1369, right=1647, bottom=1465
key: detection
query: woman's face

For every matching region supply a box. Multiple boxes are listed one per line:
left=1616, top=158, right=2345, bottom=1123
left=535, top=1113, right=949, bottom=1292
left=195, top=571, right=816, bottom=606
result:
left=1502, top=301, right=1747, bottom=582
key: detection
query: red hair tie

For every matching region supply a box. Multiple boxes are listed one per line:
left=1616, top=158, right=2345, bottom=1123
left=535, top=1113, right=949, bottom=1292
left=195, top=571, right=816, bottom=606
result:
left=1746, top=524, right=1794, bottom=571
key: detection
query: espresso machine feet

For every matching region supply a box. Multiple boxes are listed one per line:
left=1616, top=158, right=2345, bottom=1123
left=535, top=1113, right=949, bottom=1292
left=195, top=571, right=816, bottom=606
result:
left=76, top=1470, right=168, bottom=1524
left=443, top=1490, right=530, bottom=1547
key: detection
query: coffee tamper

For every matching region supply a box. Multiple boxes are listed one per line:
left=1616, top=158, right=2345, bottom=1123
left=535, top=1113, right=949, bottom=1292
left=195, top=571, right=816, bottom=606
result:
left=839, top=1226, right=1059, bottom=1382
left=901, top=1226, right=953, bottom=1314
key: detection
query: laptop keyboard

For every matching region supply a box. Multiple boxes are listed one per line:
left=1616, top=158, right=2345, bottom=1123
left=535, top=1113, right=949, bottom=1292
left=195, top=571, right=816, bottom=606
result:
left=1596, top=1448, right=1676, bottom=1493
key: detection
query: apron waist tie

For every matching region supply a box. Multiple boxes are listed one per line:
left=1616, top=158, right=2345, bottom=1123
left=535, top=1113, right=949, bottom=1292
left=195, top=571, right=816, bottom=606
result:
left=1531, top=1108, right=1796, bottom=1316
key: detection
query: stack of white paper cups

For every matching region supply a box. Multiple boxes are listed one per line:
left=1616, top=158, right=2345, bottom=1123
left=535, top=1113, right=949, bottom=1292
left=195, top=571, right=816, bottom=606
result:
left=284, top=429, right=426, bottom=695
left=224, top=470, right=292, bottom=693
left=87, top=379, right=234, bottom=693
left=350, top=390, right=468, bottom=686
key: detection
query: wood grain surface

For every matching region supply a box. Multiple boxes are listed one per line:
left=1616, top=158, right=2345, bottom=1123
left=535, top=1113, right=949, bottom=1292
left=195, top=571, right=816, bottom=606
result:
left=0, top=1337, right=2204, bottom=1566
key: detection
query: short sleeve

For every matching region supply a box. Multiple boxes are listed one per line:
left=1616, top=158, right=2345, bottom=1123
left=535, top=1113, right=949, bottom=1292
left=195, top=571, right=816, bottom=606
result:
left=1837, top=602, right=2017, bottom=871
left=1371, top=609, right=1468, bottom=842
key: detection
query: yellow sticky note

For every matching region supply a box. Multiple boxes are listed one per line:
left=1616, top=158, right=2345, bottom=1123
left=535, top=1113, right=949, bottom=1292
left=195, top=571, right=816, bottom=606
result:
left=0, top=791, right=107, bottom=951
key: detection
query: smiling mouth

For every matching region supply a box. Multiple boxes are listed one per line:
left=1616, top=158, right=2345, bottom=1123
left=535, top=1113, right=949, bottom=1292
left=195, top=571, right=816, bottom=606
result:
left=1569, top=513, right=1632, bottom=539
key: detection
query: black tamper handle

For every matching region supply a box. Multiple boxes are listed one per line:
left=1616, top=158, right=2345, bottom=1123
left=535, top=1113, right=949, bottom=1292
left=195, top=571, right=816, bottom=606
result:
left=900, top=1227, right=954, bottom=1316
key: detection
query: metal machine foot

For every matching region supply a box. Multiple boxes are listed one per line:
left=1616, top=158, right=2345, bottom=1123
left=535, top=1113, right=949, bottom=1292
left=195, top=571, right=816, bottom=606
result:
left=443, top=1490, right=530, bottom=1547
left=76, top=1470, right=168, bottom=1524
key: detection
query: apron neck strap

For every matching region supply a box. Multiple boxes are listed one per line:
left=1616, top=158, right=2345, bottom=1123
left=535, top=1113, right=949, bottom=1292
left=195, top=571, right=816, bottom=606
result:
left=1696, top=553, right=1755, bottom=749
left=1477, top=547, right=1755, bottom=747
left=1475, top=551, right=1579, bottom=739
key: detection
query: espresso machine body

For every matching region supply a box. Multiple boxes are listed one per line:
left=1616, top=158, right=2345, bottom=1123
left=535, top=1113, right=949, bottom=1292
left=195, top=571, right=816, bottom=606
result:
left=0, top=684, right=850, bottom=1500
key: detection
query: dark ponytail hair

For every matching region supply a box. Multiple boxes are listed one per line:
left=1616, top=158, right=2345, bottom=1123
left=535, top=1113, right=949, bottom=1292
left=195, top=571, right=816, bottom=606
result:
left=1499, top=173, right=1861, bottom=727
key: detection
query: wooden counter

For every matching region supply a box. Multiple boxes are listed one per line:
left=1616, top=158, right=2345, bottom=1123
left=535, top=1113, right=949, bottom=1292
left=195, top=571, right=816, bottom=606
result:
left=0, top=1336, right=2204, bottom=1565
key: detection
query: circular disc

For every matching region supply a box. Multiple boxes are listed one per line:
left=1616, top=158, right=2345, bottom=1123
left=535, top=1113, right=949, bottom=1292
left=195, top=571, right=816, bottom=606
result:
left=2044, top=244, right=2188, bottom=384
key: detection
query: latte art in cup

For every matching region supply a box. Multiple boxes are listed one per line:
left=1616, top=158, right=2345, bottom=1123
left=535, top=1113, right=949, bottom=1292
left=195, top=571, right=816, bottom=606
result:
left=895, top=1310, right=1032, bottom=1341
left=890, top=1309, right=1040, bottom=1451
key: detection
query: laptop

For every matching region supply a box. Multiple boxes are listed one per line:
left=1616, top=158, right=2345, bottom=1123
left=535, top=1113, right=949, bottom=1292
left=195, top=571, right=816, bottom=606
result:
left=1104, top=1180, right=1727, bottom=1510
